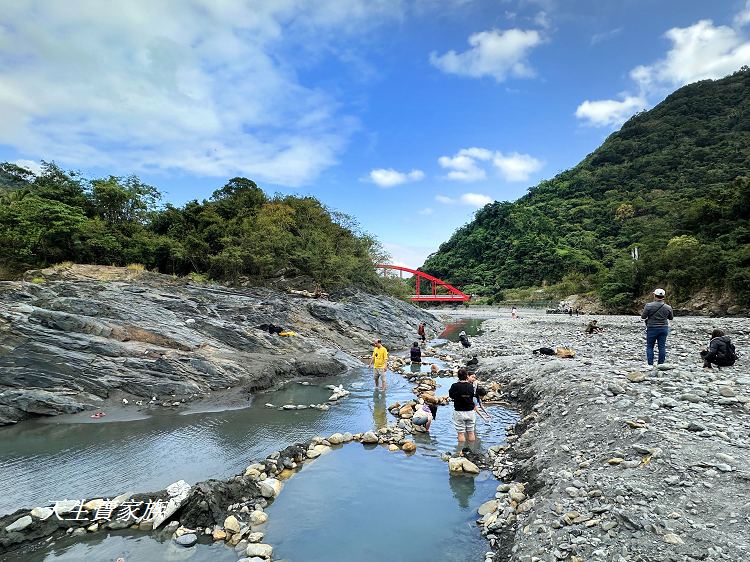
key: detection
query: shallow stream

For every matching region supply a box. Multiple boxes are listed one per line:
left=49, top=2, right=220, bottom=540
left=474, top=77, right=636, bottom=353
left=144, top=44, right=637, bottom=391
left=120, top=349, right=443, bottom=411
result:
left=2, top=320, right=517, bottom=561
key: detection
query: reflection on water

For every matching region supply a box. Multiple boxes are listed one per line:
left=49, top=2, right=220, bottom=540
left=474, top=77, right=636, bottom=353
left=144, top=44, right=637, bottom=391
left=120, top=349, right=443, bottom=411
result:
left=438, top=318, right=485, bottom=343
left=1, top=319, right=520, bottom=562
left=264, top=445, right=495, bottom=562
left=372, top=390, right=387, bottom=429
left=4, top=530, right=237, bottom=562
left=449, top=472, right=477, bottom=509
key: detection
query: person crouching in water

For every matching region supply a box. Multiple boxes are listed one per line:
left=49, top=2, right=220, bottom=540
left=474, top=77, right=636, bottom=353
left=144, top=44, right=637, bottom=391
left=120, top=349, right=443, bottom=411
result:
left=411, top=402, right=434, bottom=431
left=449, top=368, right=476, bottom=444
left=458, top=331, right=471, bottom=348
left=410, top=341, right=422, bottom=363
left=701, top=329, right=736, bottom=369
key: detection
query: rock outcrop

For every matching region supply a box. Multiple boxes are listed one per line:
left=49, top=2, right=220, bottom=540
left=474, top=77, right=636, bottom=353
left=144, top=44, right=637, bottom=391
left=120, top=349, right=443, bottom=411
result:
left=0, top=264, right=440, bottom=425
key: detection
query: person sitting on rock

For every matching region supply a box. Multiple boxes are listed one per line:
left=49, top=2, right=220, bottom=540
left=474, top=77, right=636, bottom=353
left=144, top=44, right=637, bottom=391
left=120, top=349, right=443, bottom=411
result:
left=701, top=329, right=736, bottom=369
left=585, top=320, right=603, bottom=334
left=410, top=342, right=422, bottom=363
left=466, top=355, right=479, bottom=366
left=458, top=331, right=471, bottom=348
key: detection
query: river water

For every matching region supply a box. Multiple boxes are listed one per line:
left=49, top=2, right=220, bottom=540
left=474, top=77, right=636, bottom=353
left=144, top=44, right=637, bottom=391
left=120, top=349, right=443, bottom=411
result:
left=2, top=319, right=517, bottom=561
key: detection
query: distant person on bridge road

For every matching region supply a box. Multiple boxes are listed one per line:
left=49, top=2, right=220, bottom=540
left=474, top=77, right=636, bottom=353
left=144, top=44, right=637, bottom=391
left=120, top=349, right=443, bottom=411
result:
left=418, top=322, right=427, bottom=344
left=641, top=288, right=674, bottom=369
left=368, top=339, right=389, bottom=390
left=459, top=330, right=471, bottom=348
left=410, top=342, right=422, bottom=363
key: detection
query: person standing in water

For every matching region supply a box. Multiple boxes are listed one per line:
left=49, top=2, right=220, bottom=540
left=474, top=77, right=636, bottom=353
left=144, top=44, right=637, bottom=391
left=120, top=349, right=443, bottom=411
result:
left=410, top=341, right=422, bottom=363
left=641, top=288, right=674, bottom=368
left=449, top=368, right=476, bottom=444
left=368, top=339, right=389, bottom=390
left=418, top=322, right=427, bottom=344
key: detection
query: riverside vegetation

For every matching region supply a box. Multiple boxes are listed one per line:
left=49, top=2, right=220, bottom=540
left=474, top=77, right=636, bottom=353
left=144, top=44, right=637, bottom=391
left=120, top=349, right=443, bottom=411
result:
left=0, top=164, right=390, bottom=292
left=421, top=68, right=750, bottom=312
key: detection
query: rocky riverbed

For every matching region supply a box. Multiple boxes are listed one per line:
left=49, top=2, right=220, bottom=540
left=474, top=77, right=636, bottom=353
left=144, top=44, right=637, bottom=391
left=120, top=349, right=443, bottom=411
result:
left=0, top=264, right=441, bottom=426
left=439, top=312, right=750, bottom=562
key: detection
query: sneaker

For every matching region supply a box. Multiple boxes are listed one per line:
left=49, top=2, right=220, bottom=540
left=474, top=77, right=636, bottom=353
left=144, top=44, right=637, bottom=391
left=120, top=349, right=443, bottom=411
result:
left=644, top=364, right=654, bottom=371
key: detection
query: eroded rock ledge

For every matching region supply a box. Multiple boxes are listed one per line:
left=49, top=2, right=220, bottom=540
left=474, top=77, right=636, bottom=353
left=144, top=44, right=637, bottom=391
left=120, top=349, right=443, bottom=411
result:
left=0, top=264, right=441, bottom=425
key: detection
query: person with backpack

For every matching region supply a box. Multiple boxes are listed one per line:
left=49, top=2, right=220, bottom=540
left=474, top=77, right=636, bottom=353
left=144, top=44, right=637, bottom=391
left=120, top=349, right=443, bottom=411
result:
left=701, top=329, right=737, bottom=369
left=417, top=322, right=427, bottom=344
left=640, top=288, right=674, bottom=368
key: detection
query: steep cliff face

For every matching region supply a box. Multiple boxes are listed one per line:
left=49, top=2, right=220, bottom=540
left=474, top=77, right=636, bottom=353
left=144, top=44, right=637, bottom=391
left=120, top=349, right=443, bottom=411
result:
left=0, top=264, right=440, bottom=425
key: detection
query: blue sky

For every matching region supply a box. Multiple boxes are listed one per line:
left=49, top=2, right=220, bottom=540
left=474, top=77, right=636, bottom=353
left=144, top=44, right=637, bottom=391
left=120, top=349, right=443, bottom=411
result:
left=2, top=0, right=749, bottom=268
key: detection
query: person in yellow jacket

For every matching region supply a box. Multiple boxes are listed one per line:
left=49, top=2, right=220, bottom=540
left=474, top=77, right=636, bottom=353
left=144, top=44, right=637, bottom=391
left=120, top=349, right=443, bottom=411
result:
left=368, top=339, right=388, bottom=390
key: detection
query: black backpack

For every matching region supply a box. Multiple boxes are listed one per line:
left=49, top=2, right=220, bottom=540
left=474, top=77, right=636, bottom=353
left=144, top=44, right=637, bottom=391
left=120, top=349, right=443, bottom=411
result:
left=725, top=341, right=738, bottom=362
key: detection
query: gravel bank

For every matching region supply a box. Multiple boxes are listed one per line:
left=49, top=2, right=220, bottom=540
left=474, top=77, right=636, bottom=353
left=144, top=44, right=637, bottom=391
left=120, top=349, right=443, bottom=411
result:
left=444, top=313, right=749, bottom=562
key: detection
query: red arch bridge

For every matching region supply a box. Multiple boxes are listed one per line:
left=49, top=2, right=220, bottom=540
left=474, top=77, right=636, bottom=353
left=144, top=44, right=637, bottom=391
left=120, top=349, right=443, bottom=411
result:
left=375, top=264, right=471, bottom=302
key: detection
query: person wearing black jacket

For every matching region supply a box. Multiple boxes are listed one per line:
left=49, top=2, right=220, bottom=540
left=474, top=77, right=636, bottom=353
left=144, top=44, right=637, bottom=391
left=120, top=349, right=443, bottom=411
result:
left=448, top=368, right=476, bottom=444
left=410, top=342, right=422, bottom=363
left=701, top=329, right=736, bottom=369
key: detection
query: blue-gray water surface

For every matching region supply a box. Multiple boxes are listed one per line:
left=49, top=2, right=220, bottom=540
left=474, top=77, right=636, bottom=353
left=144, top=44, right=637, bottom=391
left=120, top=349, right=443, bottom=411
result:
left=2, top=329, right=517, bottom=562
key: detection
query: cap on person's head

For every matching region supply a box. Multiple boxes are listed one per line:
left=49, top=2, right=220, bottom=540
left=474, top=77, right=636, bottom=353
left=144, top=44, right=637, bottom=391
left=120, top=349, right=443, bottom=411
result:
left=654, top=288, right=666, bottom=297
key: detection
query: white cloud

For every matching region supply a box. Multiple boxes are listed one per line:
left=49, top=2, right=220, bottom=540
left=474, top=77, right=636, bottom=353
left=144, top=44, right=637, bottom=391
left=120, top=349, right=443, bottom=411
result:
left=438, top=148, right=490, bottom=182
left=418, top=207, right=434, bottom=215
left=0, top=1, right=401, bottom=186
left=575, top=95, right=648, bottom=127
left=534, top=11, right=551, bottom=30
left=492, top=151, right=544, bottom=181
left=11, top=159, right=43, bottom=175
left=460, top=192, right=493, bottom=206
left=735, top=1, right=750, bottom=27
left=439, top=147, right=543, bottom=182
left=590, top=27, right=623, bottom=45
left=429, top=28, right=543, bottom=82
left=435, top=193, right=493, bottom=207
left=576, top=10, right=750, bottom=128
left=630, top=20, right=750, bottom=91
left=381, top=242, right=437, bottom=271
left=368, top=168, right=425, bottom=188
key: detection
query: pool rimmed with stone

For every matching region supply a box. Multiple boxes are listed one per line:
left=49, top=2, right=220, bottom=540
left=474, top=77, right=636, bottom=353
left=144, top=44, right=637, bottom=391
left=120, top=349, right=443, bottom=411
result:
left=2, top=333, right=517, bottom=561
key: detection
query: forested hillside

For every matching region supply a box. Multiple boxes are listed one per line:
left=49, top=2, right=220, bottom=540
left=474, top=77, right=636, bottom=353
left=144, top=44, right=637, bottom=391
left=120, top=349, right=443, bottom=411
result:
left=0, top=164, right=381, bottom=290
left=422, top=68, right=750, bottom=308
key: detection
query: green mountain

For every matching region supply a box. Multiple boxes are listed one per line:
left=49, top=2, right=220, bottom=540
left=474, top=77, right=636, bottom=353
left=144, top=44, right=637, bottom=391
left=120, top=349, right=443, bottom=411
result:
left=421, top=68, right=750, bottom=308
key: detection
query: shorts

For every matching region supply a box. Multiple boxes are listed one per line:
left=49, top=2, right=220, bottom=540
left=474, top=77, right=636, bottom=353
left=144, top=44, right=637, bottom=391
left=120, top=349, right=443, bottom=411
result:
left=452, top=410, right=476, bottom=434
left=373, top=367, right=386, bottom=380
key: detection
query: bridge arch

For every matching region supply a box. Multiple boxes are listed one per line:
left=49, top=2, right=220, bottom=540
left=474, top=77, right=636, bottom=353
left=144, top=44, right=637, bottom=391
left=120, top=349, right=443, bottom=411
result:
left=375, top=264, right=470, bottom=302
